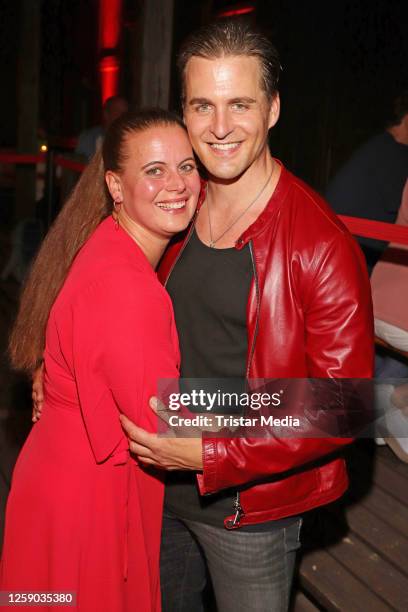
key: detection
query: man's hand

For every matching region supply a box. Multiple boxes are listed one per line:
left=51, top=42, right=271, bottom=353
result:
left=120, top=399, right=203, bottom=470
left=32, top=364, right=44, bottom=422
left=391, top=384, right=408, bottom=417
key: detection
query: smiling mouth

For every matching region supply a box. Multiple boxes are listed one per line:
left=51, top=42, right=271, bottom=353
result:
left=155, top=200, right=186, bottom=210
left=209, top=142, right=241, bottom=151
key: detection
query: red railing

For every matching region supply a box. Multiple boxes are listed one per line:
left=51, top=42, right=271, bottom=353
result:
left=1, top=151, right=408, bottom=246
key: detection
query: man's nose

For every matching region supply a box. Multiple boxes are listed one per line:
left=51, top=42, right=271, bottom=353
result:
left=210, top=108, right=233, bottom=139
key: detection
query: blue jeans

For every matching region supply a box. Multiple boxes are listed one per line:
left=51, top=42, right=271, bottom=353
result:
left=160, top=510, right=302, bottom=612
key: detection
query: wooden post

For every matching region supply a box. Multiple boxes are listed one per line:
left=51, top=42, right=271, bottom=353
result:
left=137, top=0, right=174, bottom=108
left=15, top=0, right=41, bottom=222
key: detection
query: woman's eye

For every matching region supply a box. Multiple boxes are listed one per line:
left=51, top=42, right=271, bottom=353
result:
left=180, top=163, right=196, bottom=173
left=146, top=167, right=163, bottom=176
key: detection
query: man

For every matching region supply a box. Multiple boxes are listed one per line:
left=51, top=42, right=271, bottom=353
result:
left=75, top=95, right=128, bottom=160
left=120, top=21, right=373, bottom=612
left=34, top=21, right=373, bottom=612
left=326, top=91, right=408, bottom=274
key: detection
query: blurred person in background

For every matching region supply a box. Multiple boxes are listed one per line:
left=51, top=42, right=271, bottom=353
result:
left=371, top=179, right=408, bottom=462
left=326, top=90, right=408, bottom=274
left=75, top=95, right=129, bottom=161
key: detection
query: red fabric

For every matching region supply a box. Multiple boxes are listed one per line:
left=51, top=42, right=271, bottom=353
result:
left=159, top=163, right=374, bottom=526
left=0, top=218, right=180, bottom=611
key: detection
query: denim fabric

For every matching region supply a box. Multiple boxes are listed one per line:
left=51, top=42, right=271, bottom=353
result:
left=160, top=510, right=302, bottom=612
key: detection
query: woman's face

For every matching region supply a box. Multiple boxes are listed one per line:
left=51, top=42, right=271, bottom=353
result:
left=107, top=124, right=200, bottom=239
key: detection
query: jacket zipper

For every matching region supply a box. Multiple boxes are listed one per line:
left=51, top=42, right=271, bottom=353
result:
left=163, top=214, right=197, bottom=287
left=225, top=491, right=245, bottom=529
left=246, top=241, right=261, bottom=378
left=228, top=241, right=261, bottom=528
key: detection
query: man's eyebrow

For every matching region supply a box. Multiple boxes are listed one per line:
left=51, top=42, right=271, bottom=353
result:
left=188, top=97, right=256, bottom=105
left=188, top=97, right=211, bottom=106
left=230, top=97, right=256, bottom=104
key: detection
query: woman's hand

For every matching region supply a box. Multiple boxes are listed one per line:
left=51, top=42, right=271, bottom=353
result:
left=32, top=363, right=44, bottom=422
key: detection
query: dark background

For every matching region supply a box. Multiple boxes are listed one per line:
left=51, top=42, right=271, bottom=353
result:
left=0, top=0, right=407, bottom=192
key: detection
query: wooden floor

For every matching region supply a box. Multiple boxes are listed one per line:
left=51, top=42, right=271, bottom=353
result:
left=294, top=442, right=408, bottom=611
left=1, top=418, right=407, bottom=611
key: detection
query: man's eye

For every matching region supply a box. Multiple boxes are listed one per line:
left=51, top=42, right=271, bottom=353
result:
left=146, top=167, right=163, bottom=176
left=231, top=103, right=248, bottom=111
left=196, top=104, right=212, bottom=113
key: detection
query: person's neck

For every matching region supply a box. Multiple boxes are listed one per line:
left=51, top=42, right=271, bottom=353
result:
left=387, top=121, right=408, bottom=146
left=117, top=207, right=168, bottom=268
left=206, top=154, right=277, bottom=213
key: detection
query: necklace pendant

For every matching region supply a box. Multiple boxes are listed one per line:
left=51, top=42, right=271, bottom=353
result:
left=209, top=242, right=215, bottom=248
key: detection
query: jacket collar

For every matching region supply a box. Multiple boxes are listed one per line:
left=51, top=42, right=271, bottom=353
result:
left=197, top=159, right=292, bottom=250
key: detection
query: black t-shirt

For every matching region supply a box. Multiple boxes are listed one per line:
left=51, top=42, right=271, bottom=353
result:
left=326, top=131, right=408, bottom=273
left=164, top=229, right=297, bottom=531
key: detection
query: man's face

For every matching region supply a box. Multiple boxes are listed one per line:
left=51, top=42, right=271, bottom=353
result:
left=183, top=55, right=279, bottom=181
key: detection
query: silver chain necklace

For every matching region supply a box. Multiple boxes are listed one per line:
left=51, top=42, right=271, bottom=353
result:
left=206, top=164, right=275, bottom=248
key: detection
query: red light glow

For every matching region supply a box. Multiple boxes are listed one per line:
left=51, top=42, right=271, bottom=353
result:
left=99, top=0, right=122, bottom=48
left=217, top=6, right=255, bottom=18
left=99, top=56, right=120, bottom=102
left=98, top=0, right=122, bottom=102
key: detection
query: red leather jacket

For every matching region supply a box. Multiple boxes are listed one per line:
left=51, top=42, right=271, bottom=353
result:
left=158, top=163, right=374, bottom=528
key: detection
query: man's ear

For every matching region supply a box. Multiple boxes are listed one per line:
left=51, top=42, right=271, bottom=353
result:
left=105, top=171, right=123, bottom=202
left=268, top=93, right=280, bottom=130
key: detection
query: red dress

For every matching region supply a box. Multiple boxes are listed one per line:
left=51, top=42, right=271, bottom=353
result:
left=0, top=217, right=180, bottom=611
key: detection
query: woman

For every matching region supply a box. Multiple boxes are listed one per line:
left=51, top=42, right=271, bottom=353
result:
left=371, top=179, right=408, bottom=462
left=0, top=109, right=201, bottom=610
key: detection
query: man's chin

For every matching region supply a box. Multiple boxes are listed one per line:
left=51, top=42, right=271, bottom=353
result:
left=207, top=167, right=248, bottom=185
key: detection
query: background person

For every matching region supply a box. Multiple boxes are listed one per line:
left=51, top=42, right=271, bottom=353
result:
left=371, top=179, right=408, bottom=462
left=326, top=90, right=408, bottom=274
left=75, top=95, right=129, bottom=161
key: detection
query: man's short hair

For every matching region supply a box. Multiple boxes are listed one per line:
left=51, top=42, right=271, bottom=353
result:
left=177, top=20, right=281, bottom=105
left=386, top=90, right=408, bottom=127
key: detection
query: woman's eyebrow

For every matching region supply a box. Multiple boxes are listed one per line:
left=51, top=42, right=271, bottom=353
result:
left=179, top=157, right=196, bottom=164
left=141, top=160, right=166, bottom=169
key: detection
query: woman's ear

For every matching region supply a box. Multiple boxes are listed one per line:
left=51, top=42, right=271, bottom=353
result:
left=105, top=171, right=123, bottom=203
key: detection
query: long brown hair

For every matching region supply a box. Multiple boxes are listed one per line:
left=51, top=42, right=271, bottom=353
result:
left=9, top=108, right=187, bottom=373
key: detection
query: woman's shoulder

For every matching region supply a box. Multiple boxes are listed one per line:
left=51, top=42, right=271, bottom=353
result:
left=55, top=219, right=168, bottom=311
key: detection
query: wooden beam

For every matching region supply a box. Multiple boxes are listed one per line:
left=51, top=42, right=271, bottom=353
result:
left=15, top=0, right=41, bottom=221
left=138, top=0, right=174, bottom=108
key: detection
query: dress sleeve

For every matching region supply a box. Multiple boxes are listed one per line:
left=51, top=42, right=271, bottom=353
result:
left=71, top=267, right=179, bottom=464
